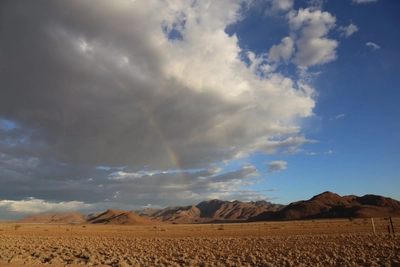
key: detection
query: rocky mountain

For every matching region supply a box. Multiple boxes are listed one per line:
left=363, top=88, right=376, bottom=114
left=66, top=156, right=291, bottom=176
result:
left=248, top=200, right=285, bottom=212
left=87, top=209, right=158, bottom=225
left=252, top=191, right=400, bottom=221
left=137, top=199, right=284, bottom=223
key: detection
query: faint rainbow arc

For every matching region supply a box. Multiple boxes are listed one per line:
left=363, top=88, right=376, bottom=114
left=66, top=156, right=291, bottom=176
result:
left=97, top=62, right=186, bottom=182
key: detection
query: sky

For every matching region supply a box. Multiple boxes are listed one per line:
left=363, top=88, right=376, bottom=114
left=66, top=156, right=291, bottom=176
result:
left=0, top=0, right=399, bottom=219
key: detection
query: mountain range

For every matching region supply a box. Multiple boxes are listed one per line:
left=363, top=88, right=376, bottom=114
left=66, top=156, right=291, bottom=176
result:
left=16, top=192, right=400, bottom=224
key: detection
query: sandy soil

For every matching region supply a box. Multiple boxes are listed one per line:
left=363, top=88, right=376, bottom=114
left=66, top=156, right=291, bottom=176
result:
left=0, top=218, right=399, bottom=266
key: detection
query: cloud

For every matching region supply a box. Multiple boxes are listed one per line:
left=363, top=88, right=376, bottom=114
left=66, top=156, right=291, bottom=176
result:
left=0, top=0, right=347, bottom=217
left=268, top=37, right=295, bottom=63
left=305, top=152, right=316, bottom=155
left=352, top=0, right=377, bottom=3
left=0, top=0, right=316, bottom=172
left=265, top=161, right=288, bottom=173
left=339, top=24, right=358, bottom=38
left=366, top=42, right=381, bottom=50
left=271, top=0, right=294, bottom=11
left=330, top=114, right=345, bottom=120
left=265, top=0, right=294, bottom=16
left=0, top=198, right=94, bottom=214
left=324, top=150, right=334, bottom=154
left=288, top=8, right=338, bottom=68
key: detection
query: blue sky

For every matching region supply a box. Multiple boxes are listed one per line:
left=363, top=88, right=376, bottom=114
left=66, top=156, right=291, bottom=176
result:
left=0, top=0, right=399, bottom=219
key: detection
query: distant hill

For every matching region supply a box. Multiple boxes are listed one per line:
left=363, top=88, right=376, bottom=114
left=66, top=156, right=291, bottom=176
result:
left=137, top=199, right=284, bottom=223
left=251, top=191, right=400, bottom=221
left=18, top=212, right=89, bottom=224
left=87, top=209, right=158, bottom=225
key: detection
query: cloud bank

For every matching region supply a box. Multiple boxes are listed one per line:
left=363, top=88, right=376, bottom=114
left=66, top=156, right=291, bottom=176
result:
left=0, top=0, right=350, bottom=218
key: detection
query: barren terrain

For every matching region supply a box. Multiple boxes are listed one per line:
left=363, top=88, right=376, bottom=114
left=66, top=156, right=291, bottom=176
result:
left=1, top=218, right=399, bottom=266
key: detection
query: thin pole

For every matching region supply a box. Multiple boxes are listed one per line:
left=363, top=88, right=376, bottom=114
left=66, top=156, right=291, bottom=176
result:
left=389, top=217, right=395, bottom=236
left=371, top=218, right=376, bottom=235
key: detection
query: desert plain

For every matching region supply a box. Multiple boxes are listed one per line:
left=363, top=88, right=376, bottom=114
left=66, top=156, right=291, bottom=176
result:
left=0, top=218, right=399, bottom=267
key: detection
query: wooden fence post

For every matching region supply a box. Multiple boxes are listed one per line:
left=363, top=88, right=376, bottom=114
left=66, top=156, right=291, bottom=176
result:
left=389, top=217, right=395, bottom=236
left=371, top=218, right=376, bottom=235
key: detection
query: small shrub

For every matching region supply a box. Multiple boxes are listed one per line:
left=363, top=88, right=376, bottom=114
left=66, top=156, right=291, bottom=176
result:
left=217, top=225, right=224, bottom=230
left=14, top=225, right=21, bottom=231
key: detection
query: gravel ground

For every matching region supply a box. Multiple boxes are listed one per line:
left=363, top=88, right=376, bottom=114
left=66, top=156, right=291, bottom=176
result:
left=0, top=220, right=399, bottom=266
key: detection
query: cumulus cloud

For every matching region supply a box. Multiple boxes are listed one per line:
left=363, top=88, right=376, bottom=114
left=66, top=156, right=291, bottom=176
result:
left=366, top=42, right=381, bottom=50
left=339, top=24, right=359, bottom=38
left=0, top=0, right=315, bottom=171
left=0, top=0, right=345, bottom=217
left=288, top=8, right=338, bottom=68
left=268, top=36, right=295, bottom=63
left=265, top=161, right=288, bottom=173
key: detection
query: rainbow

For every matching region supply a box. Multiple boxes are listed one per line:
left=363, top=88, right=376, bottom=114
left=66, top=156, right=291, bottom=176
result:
left=95, top=61, right=186, bottom=182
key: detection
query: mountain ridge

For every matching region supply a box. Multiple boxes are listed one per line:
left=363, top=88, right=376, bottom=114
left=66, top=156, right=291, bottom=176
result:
left=16, top=192, right=400, bottom=224
left=252, top=191, right=400, bottom=221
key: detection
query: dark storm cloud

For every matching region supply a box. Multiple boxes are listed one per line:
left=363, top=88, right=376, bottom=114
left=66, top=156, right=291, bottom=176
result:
left=0, top=1, right=236, bottom=170
left=0, top=0, right=317, bottom=217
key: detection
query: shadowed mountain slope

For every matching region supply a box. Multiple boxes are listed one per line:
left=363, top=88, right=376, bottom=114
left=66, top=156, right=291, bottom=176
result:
left=87, top=209, right=157, bottom=225
left=252, top=191, right=400, bottom=221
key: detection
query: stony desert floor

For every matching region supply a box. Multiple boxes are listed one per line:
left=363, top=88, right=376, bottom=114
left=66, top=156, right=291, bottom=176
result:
left=0, top=218, right=399, bottom=266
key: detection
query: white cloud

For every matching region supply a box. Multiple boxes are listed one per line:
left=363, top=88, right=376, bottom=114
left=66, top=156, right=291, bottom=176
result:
left=288, top=8, right=338, bottom=67
left=330, top=114, right=345, bottom=120
left=352, top=0, right=377, bottom=3
left=339, top=23, right=358, bottom=38
left=366, top=42, right=381, bottom=50
left=268, top=36, right=295, bottom=63
left=0, top=198, right=94, bottom=214
left=255, top=135, right=317, bottom=155
left=271, top=0, right=294, bottom=11
left=265, top=161, right=288, bottom=173
left=265, top=0, right=294, bottom=16
left=324, top=150, right=334, bottom=154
